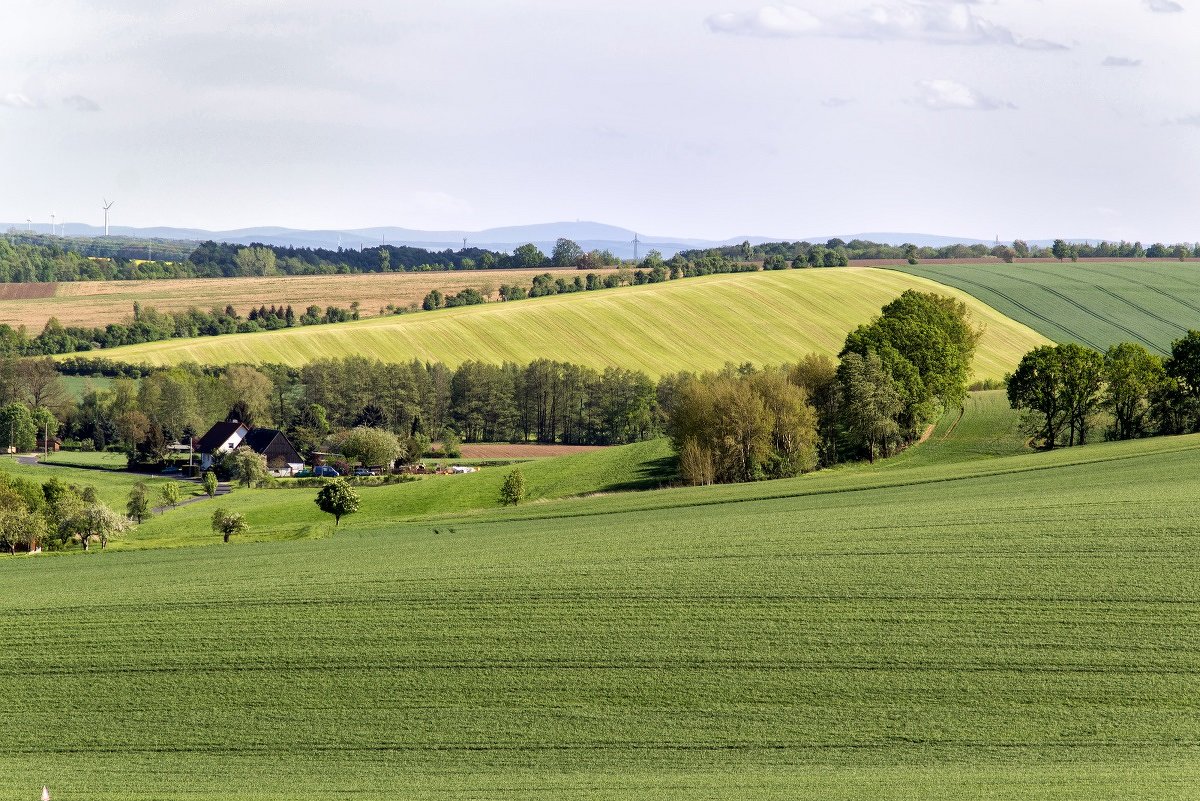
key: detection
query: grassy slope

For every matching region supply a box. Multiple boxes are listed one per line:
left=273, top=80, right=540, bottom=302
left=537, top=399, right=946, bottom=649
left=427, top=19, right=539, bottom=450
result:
left=83, top=269, right=1049, bottom=380
left=59, top=374, right=116, bottom=400
left=1, top=456, right=184, bottom=510
left=104, top=438, right=675, bottom=550
left=3, top=430, right=1200, bottom=798
left=43, top=392, right=1015, bottom=551
left=895, top=260, right=1200, bottom=354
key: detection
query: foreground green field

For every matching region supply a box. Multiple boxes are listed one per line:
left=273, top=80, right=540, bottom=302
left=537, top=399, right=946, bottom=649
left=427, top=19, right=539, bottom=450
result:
left=896, top=260, right=1200, bottom=354
left=4, top=399, right=1200, bottom=798
left=83, top=269, right=1049, bottom=380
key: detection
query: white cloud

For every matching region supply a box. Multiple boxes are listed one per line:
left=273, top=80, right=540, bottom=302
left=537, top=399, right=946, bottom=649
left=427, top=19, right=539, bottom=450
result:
left=1146, top=0, right=1184, bottom=11
left=1101, top=55, right=1143, bottom=67
left=822, top=97, right=853, bottom=108
left=1169, top=114, right=1200, bottom=126
left=706, top=2, right=1068, bottom=49
left=63, top=95, right=101, bottom=112
left=706, top=5, right=819, bottom=36
left=914, top=79, right=1010, bottom=110
left=0, top=93, right=40, bottom=109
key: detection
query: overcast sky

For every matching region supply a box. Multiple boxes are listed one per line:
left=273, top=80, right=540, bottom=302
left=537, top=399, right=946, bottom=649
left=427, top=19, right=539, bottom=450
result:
left=2, top=0, right=1199, bottom=241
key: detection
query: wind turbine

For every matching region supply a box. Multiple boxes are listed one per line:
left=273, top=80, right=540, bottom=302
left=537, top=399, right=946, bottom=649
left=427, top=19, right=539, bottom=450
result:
left=50, top=213, right=55, bottom=236
left=102, top=199, right=114, bottom=236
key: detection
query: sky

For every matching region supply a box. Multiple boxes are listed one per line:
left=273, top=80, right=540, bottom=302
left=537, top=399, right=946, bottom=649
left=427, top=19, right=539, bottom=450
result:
left=2, top=0, right=1199, bottom=242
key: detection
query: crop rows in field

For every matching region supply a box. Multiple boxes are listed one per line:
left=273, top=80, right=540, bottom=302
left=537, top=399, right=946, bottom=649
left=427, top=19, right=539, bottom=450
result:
left=896, top=260, right=1200, bottom=354
left=84, top=268, right=1049, bottom=380
left=4, top=428, right=1200, bottom=799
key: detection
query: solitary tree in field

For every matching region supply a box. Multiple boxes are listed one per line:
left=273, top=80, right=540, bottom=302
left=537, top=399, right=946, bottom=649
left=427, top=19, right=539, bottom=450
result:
left=126, top=482, right=151, bottom=523
left=159, top=481, right=181, bottom=510
left=315, top=479, right=360, bottom=527
left=211, top=508, right=248, bottom=543
left=499, top=468, right=526, bottom=506
left=202, top=471, right=219, bottom=499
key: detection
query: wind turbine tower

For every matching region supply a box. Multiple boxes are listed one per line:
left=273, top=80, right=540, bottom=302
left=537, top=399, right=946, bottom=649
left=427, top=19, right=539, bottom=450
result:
left=632, top=232, right=640, bottom=262
left=50, top=213, right=55, bottom=236
left=102, top=199, right=114, bottom=236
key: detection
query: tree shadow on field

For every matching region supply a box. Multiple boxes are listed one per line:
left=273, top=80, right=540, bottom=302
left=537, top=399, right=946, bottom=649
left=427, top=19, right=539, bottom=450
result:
left=602, top=455, right=679, bottom=493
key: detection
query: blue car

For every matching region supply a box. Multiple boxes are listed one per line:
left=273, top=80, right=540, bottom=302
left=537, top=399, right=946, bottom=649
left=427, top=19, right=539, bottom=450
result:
left=313, top=465, right=340, bottom=477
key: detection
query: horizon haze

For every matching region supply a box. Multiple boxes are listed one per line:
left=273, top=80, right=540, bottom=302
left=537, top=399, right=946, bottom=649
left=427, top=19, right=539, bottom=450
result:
left=3, top=2, right=1199, bottom=241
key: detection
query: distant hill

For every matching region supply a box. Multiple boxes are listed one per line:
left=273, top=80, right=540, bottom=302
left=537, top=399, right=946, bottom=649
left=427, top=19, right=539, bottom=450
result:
left=2, top=220, right=1112, bottom=260
left=80, top=268, right=1046, bottom=380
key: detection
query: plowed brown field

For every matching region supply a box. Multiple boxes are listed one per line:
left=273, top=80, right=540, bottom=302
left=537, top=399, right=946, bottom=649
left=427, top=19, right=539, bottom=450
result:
left=456, top=443, right=609, bottom=458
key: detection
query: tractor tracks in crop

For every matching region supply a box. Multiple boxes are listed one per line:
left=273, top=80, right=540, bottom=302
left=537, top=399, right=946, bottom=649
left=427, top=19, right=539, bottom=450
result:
left=911, top=266, right=1106, bottom=351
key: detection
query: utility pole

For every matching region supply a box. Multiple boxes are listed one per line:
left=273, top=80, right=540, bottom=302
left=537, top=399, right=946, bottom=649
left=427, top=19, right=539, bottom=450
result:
left=632, top=233, right=640, bottom=262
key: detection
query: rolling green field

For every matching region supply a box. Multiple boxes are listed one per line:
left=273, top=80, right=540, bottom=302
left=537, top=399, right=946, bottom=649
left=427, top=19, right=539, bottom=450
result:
left=80, top=269, right=1049, bottom=380
left=59, top=374, right=117, bottom=400
left=896, top=260, right=1200, bottom=354
left=4, top=397, right=1200, bottom=798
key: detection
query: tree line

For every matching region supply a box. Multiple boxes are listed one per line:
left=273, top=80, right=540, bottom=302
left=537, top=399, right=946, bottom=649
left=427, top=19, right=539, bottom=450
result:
left=0, top=355, right=662, bottom=462
left=663, top=290, right=979, bottom=483
left=2, top=302, right=362, bottom=358
left=681, top=237, right=1200, bottom=265
left=1008, top=332, right=1200, bottom=448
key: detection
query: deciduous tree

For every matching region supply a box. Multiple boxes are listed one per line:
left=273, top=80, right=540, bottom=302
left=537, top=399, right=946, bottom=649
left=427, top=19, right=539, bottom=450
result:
left=159, top=481, right=182, bottom=510
left=231, top=445, right=270, bottom=488
left=1103, top=343, right=1165, bottom=440
left=315, top=479, right=360, bottom=527
left=127, top=482, right=151, bottom=523
left=211, top=508, right=248, bottom=543
left=202, top=471, right=219, bottom=499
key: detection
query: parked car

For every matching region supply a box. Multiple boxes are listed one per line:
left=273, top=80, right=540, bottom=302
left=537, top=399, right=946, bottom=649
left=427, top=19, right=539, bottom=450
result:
left=296, top=466, right=340, bottom=478
left=353, top=467, right=379, bottom=477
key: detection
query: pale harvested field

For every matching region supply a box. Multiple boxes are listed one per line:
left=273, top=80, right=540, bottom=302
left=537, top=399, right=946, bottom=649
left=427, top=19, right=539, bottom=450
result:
left=457, top=443, right=609, bottom=459
left=0, top=269, right=616, bottom=329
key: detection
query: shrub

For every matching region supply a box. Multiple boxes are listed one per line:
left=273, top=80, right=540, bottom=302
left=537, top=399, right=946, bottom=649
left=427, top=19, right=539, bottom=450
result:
left=499, top=468, right=526, bottom=506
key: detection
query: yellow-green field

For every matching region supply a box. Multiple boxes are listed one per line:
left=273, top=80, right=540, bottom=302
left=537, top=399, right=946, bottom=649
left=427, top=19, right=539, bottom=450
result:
left=87, top=269, right=1049, bottom=379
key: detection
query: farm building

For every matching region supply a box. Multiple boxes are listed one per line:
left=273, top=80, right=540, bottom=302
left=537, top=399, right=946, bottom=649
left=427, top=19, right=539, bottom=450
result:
left=195, top=421, right=305, bottom=476
left=36, top=435, right=62, bottom=452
